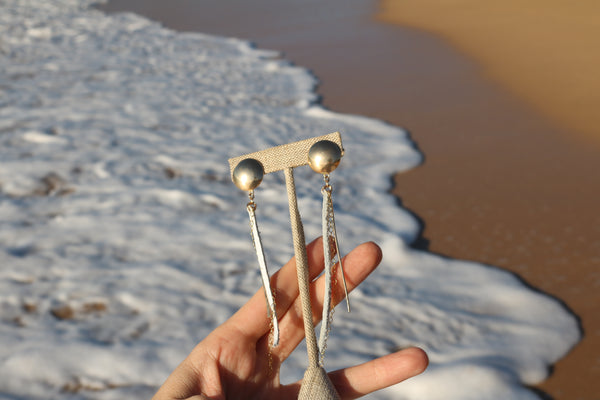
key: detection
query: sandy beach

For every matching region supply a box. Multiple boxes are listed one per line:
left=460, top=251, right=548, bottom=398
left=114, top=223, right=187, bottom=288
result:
left=98, top=1, right=599, bottom=398
left=379, top=0, right=600, bottom=146
left=377, top=2, right=599, bottom=398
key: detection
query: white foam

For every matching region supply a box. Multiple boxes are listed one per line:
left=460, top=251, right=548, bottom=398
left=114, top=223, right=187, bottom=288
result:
left=0, top=0, right=579, bottom=398
left=22, top=130, right=67, bottom=144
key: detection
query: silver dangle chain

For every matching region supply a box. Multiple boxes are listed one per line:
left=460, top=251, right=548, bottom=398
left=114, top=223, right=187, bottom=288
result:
left=318, top=174, right=350, bottom=366
left=322, top=175, right=350, bottom=312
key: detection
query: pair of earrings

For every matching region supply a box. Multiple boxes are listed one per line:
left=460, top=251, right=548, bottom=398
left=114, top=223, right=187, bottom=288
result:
left=232, top=140, right=349, bottom=354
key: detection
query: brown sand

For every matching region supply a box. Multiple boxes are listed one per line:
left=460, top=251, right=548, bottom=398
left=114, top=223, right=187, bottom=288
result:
left=378, top=0, right=600, bottom=146
left=377, top=1, right=600, bottom=398
left=99, top=1, right=599, bottom=398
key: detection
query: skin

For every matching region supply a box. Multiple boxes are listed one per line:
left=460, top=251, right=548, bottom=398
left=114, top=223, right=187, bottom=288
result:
left=153, top=238, right=428, bottom=399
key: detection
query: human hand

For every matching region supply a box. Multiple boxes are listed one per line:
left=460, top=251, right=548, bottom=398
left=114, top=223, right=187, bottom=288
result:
left=153, top=238, right=428, bottom=399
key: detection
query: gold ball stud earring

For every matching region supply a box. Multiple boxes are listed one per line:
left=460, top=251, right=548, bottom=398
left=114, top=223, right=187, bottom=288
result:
left=232, top=158, right=264, bottom=192
left=232, top=158, right=279, bottom=347
left=308, top=140, right=342, bottom=174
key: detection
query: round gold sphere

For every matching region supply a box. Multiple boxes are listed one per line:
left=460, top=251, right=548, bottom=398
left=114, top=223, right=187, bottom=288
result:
left=308, top=140, right=342, bottom=174
left=232, top=158, right=264, bottom=191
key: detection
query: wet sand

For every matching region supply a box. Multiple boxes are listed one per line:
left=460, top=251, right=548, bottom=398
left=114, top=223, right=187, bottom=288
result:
left=377, top=3, right=600, bottom=398
left=99, top=1, right=599, bottom=398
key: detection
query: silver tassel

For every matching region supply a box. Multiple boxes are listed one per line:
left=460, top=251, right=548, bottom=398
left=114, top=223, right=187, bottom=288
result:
left=318, top=177, right=350, bottom=364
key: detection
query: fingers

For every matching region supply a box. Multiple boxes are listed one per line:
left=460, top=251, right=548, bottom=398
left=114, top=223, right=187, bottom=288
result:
left=271, top=241, right=383, bottom=361
left=329, top=347, right=429, bottom=399
left=224, top=238, right=383, bottom=366
left=223, top=237, right=326, bottom=343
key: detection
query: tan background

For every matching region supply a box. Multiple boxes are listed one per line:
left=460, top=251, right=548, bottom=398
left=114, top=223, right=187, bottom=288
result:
left=379, top=0, right=600, bottom=145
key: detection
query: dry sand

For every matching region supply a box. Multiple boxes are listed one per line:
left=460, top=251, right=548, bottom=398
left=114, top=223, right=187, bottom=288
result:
left=99, top=1, right=599, bottom=398
left=378, top=0, right=600, bottom=146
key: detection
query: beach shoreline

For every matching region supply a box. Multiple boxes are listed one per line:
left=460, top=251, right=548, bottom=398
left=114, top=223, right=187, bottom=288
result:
left=376, top=2, right=600, bottom=398
left=97, top=1, right=599, bottom=398
left=377, top=0, right=600, bottom=147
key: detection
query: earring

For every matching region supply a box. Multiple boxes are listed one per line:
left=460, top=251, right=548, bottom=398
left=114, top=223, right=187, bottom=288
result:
left=232, top=158, right=279, bottom=347
left=308, top=140, right=350, bottom=364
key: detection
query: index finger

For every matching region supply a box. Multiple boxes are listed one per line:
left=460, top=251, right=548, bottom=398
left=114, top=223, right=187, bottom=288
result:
left=223, top=237, right=326, bottom=342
